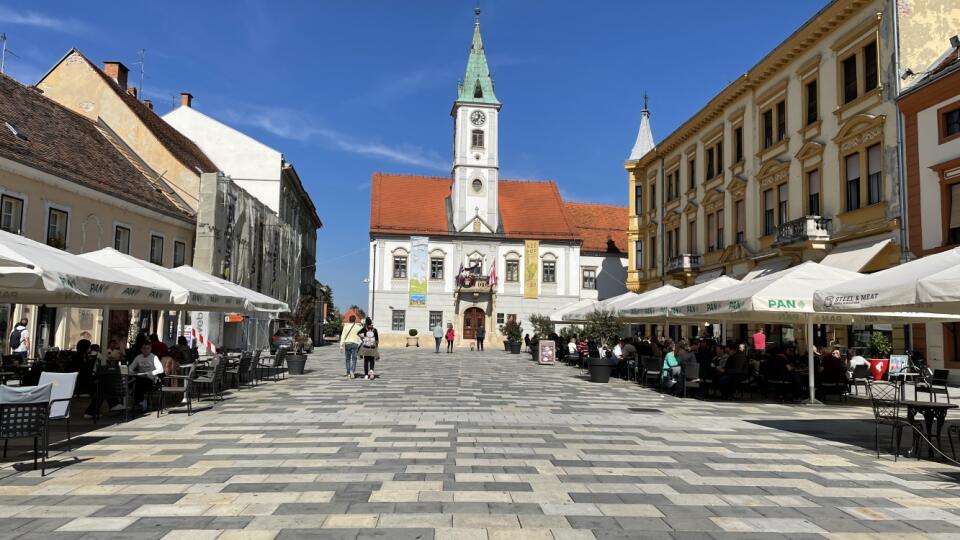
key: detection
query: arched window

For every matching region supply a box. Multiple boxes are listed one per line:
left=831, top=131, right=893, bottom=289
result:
left=471, top=129, right=484, bottom=149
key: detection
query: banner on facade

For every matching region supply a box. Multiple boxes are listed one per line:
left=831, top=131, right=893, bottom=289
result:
left=409, top=236, right=429, bottom=307
left=524, top=239, right=539, bottom=299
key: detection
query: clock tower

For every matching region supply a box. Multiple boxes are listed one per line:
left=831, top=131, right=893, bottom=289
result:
left=451, top=7, right=501, bottom=234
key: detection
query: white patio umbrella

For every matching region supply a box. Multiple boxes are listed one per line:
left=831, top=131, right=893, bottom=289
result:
left=813, top=247, right=960, bottom=315
left=557, top=290, right=649, bottom=323
left=0, top=229, right=172, bottom=307
left=78, top=248, right=248, bottom=312
left=672, top=261, right=960, bottom=404
left=171, top=265, right=289, bottom=313
left=621, top=276, right=740, bottom=341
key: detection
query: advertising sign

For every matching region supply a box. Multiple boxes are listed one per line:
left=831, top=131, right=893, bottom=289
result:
left=408, top=236, right=429, bottom=307
left=538, top=340, right=556, bottom=365
left=524, top=240, right=539, bottom=299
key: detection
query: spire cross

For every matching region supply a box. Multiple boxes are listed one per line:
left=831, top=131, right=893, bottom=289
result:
left=642, top=92, right=649, bottom=113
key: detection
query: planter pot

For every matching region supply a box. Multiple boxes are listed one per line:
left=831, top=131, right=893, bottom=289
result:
left=509, top=341, right=521, bottom=354
left=588, top=357, right=612, bottom=383
left=287, top=354, right=307, bottom=375
left=406, top=336, right=420, bottom=347
left=503, top=341, right=510, bottom=351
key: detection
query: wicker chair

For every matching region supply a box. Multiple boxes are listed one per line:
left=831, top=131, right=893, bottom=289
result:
left=1, top=383, right=52, bottom=475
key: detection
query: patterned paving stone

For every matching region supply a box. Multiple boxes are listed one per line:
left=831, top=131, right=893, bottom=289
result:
left=2, top=346, right=960, bottom=538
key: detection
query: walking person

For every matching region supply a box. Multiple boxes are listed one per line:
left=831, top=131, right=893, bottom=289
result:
left=445, top=323, right=455, bottom=353
left=9, top=318, right=29, bottom=361
left=432, top=322, right=444, bottom=354
left=476, top=323, right=485, bottom=352
left=358, top=318, right=379, bottom=379
left=339, top=315, right=361, bottom=378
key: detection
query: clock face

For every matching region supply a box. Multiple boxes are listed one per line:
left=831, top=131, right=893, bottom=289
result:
left=470, top=110, right=486, bottom=126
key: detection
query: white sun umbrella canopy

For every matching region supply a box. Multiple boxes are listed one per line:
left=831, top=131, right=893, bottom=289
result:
left=78, top=248, right=247, bottom=312
left=622, top=276, right=740, bottom=319
left=172, top=265, right=289, bottom=313
left=813, top=247, right=960, bottom=315
left=0, top=229, right=172, bottom=307
left=559, top=290, right=648, bottom=322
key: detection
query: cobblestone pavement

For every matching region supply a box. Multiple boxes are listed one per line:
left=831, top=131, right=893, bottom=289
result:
left=2, top=346, right=960, bottom=539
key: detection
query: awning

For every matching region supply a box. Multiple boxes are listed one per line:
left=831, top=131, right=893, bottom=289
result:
left=743, top=257, right=792, bottom=282
left=171, top=266, right=289, bottom=313
left=820, top=236, right=892, bottom=272
left=694, top=268, right=724, bottom=284
left=549, top=298, right=597, bottom=323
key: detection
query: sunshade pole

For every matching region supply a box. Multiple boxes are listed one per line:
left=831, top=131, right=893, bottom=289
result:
left=100, top=307, right=111, bottom=350
left=803, top=316, right=822, bottom=405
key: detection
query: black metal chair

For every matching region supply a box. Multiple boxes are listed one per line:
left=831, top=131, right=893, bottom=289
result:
left=38, top=372, right=77, bottom=451
left=641, top=356, right=661, bottom=388
left=227, top=352, right=251, bottom=389
left=848, top=364, right=870, bottom=396
left=867, top=380, right=918, bottom=461
left=1, top=383, right=51, bottom=475
left=194, top=356, right=226, bottom=402
left=157, top=363, right=197, bottom=417
left=915, top=368, right=951, bottom=403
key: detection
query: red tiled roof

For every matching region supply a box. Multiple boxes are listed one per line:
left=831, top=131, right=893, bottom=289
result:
left=370, top=173, right=451, bottom=236
left=65, top=49, right=218, bottom=175
left=563, top=202, right=627, bottom=254
left=370, top=173, right=594, bottom=242
left=0, top=73, right=195, bottom=222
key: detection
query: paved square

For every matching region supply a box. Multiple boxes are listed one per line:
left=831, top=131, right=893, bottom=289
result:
left=2, top=346, right=960, bottom=539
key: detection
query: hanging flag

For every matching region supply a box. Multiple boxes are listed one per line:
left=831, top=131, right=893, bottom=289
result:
left=489, top=259, right=497, bottom=286
left=408, top=236, right=429, bottom=307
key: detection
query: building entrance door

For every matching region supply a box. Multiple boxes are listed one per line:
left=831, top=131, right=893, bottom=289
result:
left=462, top=308, right=485, bottom=340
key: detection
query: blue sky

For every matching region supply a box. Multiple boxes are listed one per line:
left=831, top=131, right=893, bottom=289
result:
left=0, top=0, right=826, bottom=311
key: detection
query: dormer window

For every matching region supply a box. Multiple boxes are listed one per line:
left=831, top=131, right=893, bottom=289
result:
left=471, top=129, right=484, bottom=149
left=474, top=81, right=483, bottom=99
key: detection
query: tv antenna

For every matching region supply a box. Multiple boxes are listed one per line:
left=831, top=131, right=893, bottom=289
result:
left=1, top=33, right=22, bottom=75
left=132, top=48, right=146, bottom=99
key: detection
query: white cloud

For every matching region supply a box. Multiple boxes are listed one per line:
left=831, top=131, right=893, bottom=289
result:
left=0, top=6, right=93, bottom=34
left=220, top=103, right=448, bottom=172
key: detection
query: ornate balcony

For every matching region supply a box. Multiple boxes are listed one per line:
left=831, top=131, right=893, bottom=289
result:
left=773, top=216, right=832, bottom=247
left=666, top=254, right=702, bottom=274
left=456, top=274, right=493, bottom=294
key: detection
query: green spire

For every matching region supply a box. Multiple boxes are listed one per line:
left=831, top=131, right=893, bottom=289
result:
left=457, top=8, right=500, bottom=106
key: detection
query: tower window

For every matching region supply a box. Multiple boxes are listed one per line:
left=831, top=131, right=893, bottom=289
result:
left=471, top=129, right=484, bottom=149
left=474, top=81, right=483, bottom=99
left=472, top=178, right=483, bottom=192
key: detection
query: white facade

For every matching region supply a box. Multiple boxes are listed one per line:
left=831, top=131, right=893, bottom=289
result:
left=164, top=106, right=283, bottom=213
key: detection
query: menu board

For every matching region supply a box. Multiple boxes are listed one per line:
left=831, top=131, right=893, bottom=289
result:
left=888, top=354, right=909, bottom=374
left=538, top=340, right=556, bottom=365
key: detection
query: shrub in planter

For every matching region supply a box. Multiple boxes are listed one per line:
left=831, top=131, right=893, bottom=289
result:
left=501, top=319, right=523, bottom=353
left=287, top=353, right=307, bottom=375
left=406, top=328, right=420, bottom=347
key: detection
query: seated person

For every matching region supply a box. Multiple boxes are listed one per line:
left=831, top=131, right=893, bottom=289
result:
left=847, top=351, right=868, bottom=380
left=717, top=345, right=747, bottom=399
left=129, top=342, right=164, bottom=410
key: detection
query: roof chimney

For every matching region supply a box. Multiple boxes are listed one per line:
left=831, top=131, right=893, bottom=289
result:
left=143, top=100, right=153, bottom=111
left=180, top=92, right=193, bottom=108
left=126, top=86, right=137, bottom=98
left=102, top=61, right=129, bottom=91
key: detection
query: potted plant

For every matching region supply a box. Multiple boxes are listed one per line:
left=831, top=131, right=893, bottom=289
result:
left=406, top=328, right=420, bottom=347
left=583, top=308, right=623, bottom=383
left=286, top=297, right=315, bottom=375
left=502, top=319, right=523, bottom=354
left=868, top=332, right=893, bottom=380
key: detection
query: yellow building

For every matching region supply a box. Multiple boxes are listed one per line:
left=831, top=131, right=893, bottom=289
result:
left=0, top=73, right=196, bottom=352
left=625, top=0, right=960, bottom=349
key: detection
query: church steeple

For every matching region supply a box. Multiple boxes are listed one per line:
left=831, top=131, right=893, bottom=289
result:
left=628, top=93, right=654, bottom=161
left=457, top=7, right=500, bottom=106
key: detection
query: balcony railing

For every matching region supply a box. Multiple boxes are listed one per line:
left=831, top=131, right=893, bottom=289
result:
left=773, top=216, right=832, bottom=247
left=456, top=274, right=493, bottom=293
left=666, top=253, right=702, bottom=274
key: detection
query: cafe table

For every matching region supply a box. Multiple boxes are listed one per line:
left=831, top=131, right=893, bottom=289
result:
left=900, top=399, right=958, bottom=460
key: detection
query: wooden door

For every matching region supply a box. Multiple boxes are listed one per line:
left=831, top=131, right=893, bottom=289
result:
left=463, top=308, right=485, bottom=340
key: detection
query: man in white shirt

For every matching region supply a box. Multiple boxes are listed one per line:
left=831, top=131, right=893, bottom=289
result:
left=11, top=318, right=29, bottom=360
left=129, top=342, right=163, bottom=409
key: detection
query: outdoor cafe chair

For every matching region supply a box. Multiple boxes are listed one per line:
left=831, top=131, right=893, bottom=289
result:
left=157, top=362, right=197, bottom=417
left=227, top=351, right=251, bottom=389
left=0, top=383, right=52, bottom=475
left=915, top=368, right=951, bottom=403
left=195, top=356, right=228, bottom=402
left=640, top=356, right=661, bottom=388
left=849, top=364, right=870, bottom=396
left=867, top=380, right=920, bottom=461
left=37, top=372, right=77, bottom=451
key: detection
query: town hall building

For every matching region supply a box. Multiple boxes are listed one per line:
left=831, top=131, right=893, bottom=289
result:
left=367, top=9, right=631, bottom=346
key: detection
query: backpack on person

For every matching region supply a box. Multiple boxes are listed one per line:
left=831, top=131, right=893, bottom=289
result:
left=361, top=330, right=377, bottom=348
left=9, top=327, right=22, bottom=350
